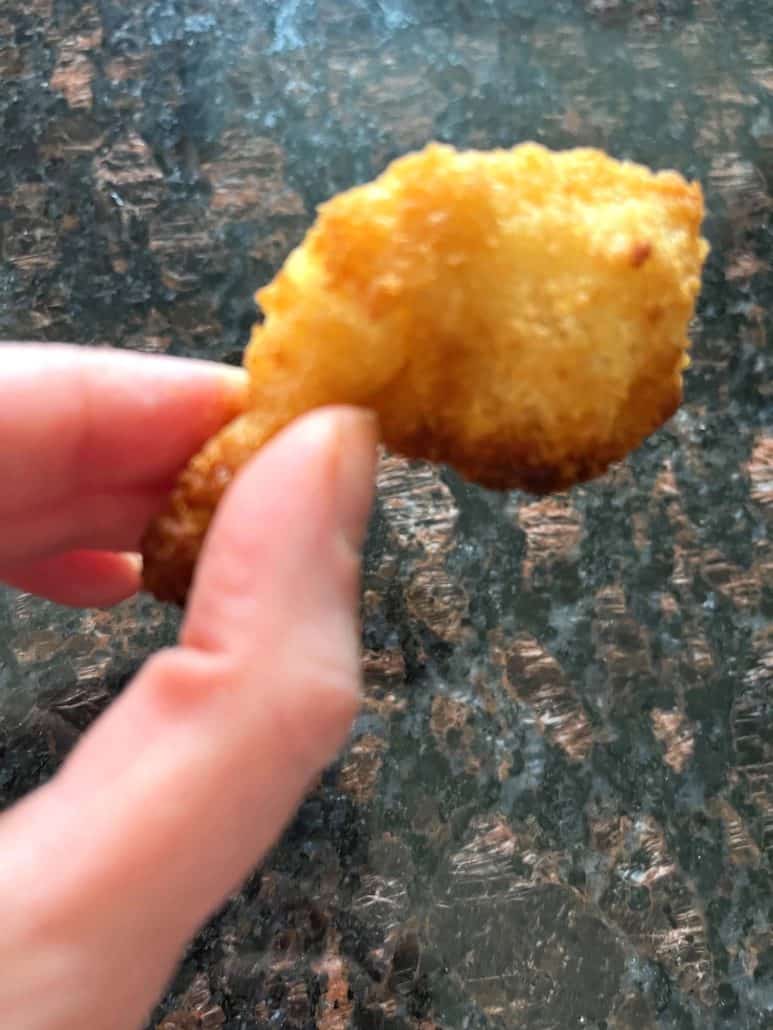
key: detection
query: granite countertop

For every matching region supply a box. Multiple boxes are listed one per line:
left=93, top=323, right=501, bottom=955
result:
left=1, top=2, right=771, bottom=1027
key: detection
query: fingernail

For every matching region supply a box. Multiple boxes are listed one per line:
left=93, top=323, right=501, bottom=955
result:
left=331, top=409, right=379, bottom=554
left=123, top=552, right=143, bottom=576
left=218, top=366, right=249, bottom=414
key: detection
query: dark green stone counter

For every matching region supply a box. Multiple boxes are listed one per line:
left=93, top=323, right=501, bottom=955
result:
left=1, top=2, right=771, bottom=1027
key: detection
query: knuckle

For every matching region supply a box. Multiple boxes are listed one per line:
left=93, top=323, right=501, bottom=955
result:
left=268, top=654, right=361, bottom=772
left=140, top=646, right=235, bottom=715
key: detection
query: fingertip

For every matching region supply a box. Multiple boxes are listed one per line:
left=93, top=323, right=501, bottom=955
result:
left=217, top=363, right=249, bottom=391
left=181, top=406, right=377, bottom=656
left=0, top=550, right=142, bottom=608
left=123, top=552, right=144, bottom=577
left=149, top=356, right=248, bottom=419
left=211, top=365, right=249, bottom=419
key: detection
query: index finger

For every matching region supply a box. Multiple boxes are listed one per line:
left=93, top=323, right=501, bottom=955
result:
left=0, top=344, right=247, bottom=517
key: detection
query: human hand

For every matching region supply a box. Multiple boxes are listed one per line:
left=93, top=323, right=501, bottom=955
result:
left=0, top=344, right=377, bottom=1029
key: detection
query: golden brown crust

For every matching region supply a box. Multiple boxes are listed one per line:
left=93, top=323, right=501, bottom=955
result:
left=141, top=142, right=709, bottom=605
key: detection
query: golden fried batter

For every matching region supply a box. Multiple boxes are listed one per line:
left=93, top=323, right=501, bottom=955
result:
left=142, top=143, right=708, bottom=604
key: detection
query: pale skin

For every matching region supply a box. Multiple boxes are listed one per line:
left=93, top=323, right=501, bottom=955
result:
left=0, top=344, right=378, bottom=1030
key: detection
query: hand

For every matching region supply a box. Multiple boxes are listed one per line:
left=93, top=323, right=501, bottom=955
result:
left=0, top=344, right=377, bottom=1030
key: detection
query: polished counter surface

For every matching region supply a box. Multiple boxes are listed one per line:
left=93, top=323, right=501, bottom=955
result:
left=0, top=2, right=771, bottom=1027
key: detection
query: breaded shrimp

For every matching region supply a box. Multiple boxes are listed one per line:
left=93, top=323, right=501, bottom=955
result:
left=142, top=143, right=708, bottom=604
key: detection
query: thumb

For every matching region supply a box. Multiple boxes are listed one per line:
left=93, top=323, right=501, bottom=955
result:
left=0, top=407, right=377, bottom=1030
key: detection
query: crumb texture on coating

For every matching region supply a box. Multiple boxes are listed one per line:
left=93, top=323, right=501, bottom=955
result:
left=142, top=142, right=709, bottom=604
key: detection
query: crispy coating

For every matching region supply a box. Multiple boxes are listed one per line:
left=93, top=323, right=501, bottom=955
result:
left=142, top=143, right=708, bottom=604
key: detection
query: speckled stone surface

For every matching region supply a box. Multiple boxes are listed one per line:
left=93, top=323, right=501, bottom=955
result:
left=1, top=1, right=772, bottom=1027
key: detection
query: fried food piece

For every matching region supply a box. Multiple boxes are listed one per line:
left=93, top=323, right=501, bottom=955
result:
left=142, top=142, right=708, bottom=604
